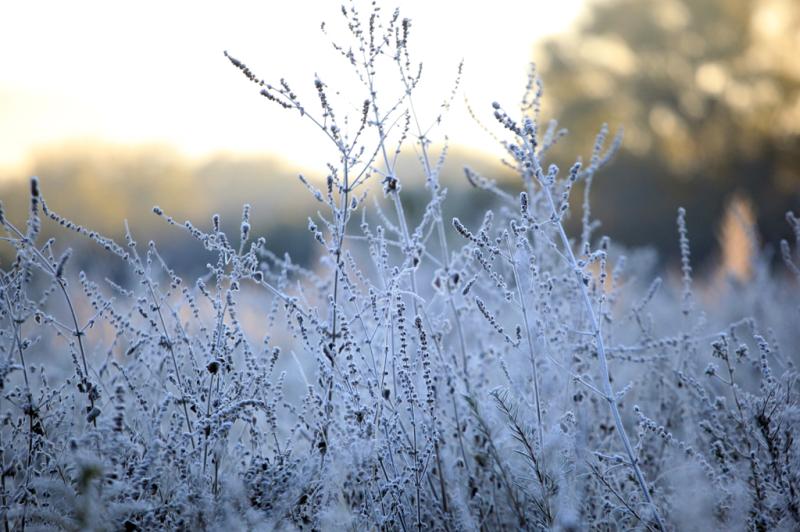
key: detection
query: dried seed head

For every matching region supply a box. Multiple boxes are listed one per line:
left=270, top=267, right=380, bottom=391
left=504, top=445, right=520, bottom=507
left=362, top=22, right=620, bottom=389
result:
left=86, top=407, right=101, bottom=423
left=55, top=249, right=72, bottom=279
left=30, top=176, right=40, bottom=198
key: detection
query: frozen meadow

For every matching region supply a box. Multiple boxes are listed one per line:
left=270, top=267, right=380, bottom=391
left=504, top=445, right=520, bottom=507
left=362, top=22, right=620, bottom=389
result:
left=1, top=3, right=798, bottom=531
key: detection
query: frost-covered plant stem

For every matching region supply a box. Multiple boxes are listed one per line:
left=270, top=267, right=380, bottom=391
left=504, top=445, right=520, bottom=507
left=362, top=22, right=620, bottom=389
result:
left=363, top=61, right=421, bottom=318
left=405, top=94, right=471, bottom=381
left=2, top=289, right=32, bottom=531
left=535, top=161, right=666, bottom=531
left=1, top=213, right=95, bottom=421
left=125, top=221, right=197, bottom=449
left=2, top=283, right=30, bottom=390
left=330, top=157, right=349, bottom=351
left=503, top=231, right=554, bottom=522
left=505, top=234, right=546, bottom=456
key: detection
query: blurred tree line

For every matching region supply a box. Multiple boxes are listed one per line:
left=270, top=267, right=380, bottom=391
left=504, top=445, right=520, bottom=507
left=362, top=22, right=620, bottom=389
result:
left=0, top=143, right=505, bottom=276
left=0, top=145, right=318, bottom=275
left=536, top=0, right=799, bottom=266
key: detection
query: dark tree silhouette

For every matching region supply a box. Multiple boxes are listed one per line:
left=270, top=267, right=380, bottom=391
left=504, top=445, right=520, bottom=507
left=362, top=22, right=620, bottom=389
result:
left=536, top=0, right=800, bottom=264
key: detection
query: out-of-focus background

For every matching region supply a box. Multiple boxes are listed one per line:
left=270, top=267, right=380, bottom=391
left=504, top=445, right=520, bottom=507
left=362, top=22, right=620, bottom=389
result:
left=1, top=0, right=798, bottom=277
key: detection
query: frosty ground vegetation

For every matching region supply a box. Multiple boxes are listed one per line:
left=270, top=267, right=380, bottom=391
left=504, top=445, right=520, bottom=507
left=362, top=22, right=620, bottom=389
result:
left=1, top=2, right=798, bottom=530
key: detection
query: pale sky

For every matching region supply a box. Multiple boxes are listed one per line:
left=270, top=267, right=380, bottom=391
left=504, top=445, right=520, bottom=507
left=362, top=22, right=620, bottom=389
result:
left=0, top=1, right=584, bottom=174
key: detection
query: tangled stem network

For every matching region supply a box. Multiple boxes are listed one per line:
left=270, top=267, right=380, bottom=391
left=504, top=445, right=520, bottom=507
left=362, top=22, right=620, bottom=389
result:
left=0, top=2, right=798, bottom=530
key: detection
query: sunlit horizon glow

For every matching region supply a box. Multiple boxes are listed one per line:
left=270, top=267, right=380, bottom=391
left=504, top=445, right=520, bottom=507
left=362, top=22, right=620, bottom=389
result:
left=0, top=1, right=584, bottom=177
